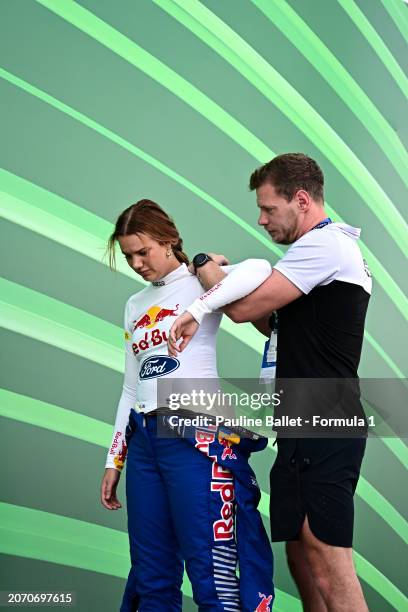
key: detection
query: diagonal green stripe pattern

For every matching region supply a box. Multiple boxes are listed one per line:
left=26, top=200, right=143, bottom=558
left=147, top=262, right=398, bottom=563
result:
left=381, top=0, right=408, bottom=45
left=1, top=69, right=407, bottom=326
left=363, top=331, right=405, bottom=378
left=0, top=68, right=281, bottom=258
left=354, top=552, right=408, bottom=612
left=0, top=388, right=112, bottom=448
left=338, top=0, right=408, bottom=100
left=146, top=0, right=408, bottom=254
left=250, top=0, right=408, bottom=187
left=156, top=0, right=408, bottom=197
left=0, top=502, right=301, bottom=611
left=34, top=0, right=408, bottom=258
left=0, top=277, right=124, bottom=372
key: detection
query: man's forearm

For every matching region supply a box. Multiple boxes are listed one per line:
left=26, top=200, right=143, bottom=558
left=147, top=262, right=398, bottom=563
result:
left=188, top=259, right=272, bottom=325
left=196, top=261, right=227, bottom=290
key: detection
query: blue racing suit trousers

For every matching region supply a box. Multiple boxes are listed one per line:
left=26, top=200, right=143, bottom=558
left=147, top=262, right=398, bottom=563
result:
left=120, top=411, right=274, bottom=612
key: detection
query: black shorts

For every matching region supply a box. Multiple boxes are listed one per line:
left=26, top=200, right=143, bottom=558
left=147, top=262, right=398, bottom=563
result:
left=269, top=437, right=366, bottom=547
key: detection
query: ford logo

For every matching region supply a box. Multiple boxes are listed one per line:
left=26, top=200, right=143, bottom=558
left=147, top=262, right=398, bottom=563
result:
left=139, top=356, right=180, bottom=380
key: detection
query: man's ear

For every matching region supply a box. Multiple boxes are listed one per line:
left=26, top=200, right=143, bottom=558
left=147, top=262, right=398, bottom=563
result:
left=296, top=189, right=310, bottom=210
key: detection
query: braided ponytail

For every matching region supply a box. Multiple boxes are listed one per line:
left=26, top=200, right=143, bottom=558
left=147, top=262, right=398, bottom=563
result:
left=172, top=238, right=189, bottom=266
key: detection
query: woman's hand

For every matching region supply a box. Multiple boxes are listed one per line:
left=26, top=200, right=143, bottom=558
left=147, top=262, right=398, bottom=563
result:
left=101, top=468, right=122, bottom=510
left=168, top=311, right=200, bottom=355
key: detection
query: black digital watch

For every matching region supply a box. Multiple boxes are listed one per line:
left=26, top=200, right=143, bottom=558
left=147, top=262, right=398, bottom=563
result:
left=192, top=253, right=213, bottom=273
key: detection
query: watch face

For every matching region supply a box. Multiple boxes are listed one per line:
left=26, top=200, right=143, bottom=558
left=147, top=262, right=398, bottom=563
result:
left=193, top=253, right=208, bottom=268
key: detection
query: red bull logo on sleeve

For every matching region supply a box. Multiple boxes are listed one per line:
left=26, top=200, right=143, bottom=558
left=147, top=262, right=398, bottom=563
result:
left=255, top=593, right=273, bottom=612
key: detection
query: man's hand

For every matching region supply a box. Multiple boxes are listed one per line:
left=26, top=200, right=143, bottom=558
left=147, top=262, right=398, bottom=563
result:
left=208, top=253, right=229, bottom=266
left=101, top=468, right=122, bottom=510
left=168, top=311, right=200, bottom=355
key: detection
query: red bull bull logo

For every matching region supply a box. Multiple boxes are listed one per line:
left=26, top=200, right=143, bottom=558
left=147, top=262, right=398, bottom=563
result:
left=132, top=303, right=179, bottom=332
left=133, top=314, right=151, bottom=330
left=255, top=593, right=273, bottom=612
left=219, top=437, right=237, bottom=461
left=154, top=304, right=179, bottom=322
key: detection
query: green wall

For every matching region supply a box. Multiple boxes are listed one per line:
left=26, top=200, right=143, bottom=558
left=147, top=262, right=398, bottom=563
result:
left=1, top=1, right=407, bottom=610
